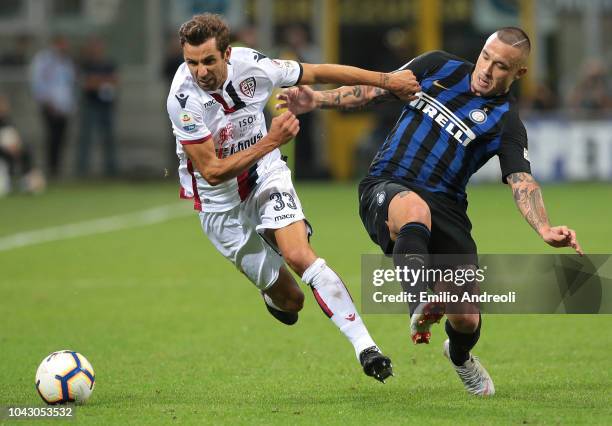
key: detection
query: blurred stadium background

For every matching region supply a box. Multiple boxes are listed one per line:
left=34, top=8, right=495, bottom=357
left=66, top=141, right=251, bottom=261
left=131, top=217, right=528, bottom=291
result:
left=0, top=0, right=612, bottom=187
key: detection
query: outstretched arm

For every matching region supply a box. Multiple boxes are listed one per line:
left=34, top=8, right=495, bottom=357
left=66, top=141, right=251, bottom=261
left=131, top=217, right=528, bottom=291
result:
left=506, top=172, right=583, bottom=255
left=276, top=84, right=401, bottom=115
left=299, top=63, right=420, bottom=101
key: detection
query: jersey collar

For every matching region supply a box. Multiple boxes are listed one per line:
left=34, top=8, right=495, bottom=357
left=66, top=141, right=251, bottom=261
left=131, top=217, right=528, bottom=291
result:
left=210, top=61, right=234, bottom=96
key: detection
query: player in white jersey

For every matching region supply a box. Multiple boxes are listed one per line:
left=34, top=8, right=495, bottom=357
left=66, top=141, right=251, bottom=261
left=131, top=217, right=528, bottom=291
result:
left=167, top=13, right=420, bottom=383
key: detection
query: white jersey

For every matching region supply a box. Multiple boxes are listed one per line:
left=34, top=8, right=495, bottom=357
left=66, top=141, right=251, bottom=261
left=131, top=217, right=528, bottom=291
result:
left=166, top=47, right=302, bottom=212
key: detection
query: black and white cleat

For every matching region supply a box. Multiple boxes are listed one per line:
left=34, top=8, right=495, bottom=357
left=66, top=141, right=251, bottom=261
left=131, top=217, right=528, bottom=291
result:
left=359, top=346, right=394, bottom=384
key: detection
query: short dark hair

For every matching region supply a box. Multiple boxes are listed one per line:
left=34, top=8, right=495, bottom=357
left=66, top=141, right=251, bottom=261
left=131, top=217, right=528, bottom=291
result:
left=495, top=27, right=531, bottom=55
left=178, top=13, right=230, bottom=52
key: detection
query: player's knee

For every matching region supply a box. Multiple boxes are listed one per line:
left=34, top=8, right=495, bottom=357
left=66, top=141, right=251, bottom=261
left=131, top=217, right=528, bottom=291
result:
left=448, top=313, right=480, bottom=333
left=277, top=288, right=304, bottom=313
left=287, top=289, right=305, bottom=312
left=399, top=202, right=430, bottom=228
left=388, top=194, right=431, bottom=236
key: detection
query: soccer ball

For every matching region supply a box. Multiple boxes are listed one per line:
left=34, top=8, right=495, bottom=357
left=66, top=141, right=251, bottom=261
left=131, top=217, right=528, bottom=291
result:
left=35, top=350, right=95, bottom=404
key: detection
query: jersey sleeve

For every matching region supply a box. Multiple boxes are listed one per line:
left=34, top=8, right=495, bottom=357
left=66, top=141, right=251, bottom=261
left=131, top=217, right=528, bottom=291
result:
left=395, top=50, right=448, bottom=80
left=498, top=108, right=531, bottom=183
left=262, top=57, right=303, bottom=88
left=167, top=92, right=212, bottom=145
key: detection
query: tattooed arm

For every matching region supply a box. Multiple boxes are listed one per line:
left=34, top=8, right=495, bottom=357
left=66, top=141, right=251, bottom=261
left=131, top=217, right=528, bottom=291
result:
left=276, top=65, right=419, bottom=115
left=317, top=85, right=399, bottom=111
left=276, top=84, right=401, bottom=115
left=506, top=172, right=583, bottom=254
left=507, top=172, right=549, bottom=233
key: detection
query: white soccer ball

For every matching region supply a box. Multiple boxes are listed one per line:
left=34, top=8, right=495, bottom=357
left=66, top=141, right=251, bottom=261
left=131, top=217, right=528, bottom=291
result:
left=35, top=350, right=95, bottom=405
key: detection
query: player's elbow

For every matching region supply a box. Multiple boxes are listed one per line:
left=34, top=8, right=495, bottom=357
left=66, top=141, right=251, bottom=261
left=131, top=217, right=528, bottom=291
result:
left=203, top=170, right=224, bottom=186
left=205, top=176, right=223, bottom=186
left=197, top=164, right=225, bottom=186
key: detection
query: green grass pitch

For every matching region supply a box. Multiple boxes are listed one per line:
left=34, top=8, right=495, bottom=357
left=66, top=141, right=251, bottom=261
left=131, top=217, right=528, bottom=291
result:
left=1, top=181, right=611, bottom=425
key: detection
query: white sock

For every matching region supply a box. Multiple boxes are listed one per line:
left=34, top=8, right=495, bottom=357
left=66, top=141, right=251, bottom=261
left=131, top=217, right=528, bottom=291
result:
left=302, top=258, right=377, bottom=359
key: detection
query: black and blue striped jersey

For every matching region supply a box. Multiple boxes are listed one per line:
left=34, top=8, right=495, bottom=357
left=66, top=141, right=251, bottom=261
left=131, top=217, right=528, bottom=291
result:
left=369, top=50, right=531, bottom=201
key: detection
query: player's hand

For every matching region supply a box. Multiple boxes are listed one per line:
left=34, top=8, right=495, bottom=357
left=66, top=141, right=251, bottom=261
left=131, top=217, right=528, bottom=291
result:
left=276, top=86, right=317, bottom=115
left=268, top=111, right=300, bottom=146
left=540, top=225, right=583, bottom=256
left=385, top=70, right=421, bottom=101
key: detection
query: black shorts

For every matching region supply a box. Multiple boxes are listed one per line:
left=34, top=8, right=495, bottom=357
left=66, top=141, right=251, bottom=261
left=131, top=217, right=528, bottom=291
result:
left=358, top=176, right=477, bottom=263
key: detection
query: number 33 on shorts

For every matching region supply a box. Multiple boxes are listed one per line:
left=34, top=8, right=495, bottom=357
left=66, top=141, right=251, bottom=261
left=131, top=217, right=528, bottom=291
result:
left=253, top=169, right=306, bottom=230
left=269, top=192, right=298, bottom=211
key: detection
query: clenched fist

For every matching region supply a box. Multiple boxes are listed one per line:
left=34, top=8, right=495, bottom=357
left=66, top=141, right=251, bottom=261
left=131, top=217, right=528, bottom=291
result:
left=267, top=111, right=300, bottom=147
left=383, top=69, right=421, bottom=101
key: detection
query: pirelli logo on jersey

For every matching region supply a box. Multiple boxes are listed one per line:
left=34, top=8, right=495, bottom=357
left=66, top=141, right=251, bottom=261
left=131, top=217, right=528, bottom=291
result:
left=408, top=93, right=477, bottom=146
left=220, top=130, right=264, bottom=158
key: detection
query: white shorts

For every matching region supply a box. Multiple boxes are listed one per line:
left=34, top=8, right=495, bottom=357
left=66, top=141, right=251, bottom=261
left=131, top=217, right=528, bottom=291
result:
left=199, top=166, right=307, bottom=290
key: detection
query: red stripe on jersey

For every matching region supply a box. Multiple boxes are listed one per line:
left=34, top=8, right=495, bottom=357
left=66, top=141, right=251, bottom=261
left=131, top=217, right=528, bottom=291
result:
left=179, top=186, right=193, bottom=199
left=237, top=164, right=258, bottom=201
left=210, top=93, right=236, bottom=114
left=180, top=135, right=212, bottom=145
left=312, top=288, right=334, bottom=318
left=186, top=159, right=202, bottom=211
left=237, top=169, right=250, bottom=200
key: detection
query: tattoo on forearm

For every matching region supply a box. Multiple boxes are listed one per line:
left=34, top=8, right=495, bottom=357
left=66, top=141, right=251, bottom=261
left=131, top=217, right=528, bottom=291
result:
left=319, top=85, right=394, bottom=111
left=508, top=172, right=550, bottom=233
left=379, top=73, right=389, bottom=89
left=333, top=92, right=341, bottom=105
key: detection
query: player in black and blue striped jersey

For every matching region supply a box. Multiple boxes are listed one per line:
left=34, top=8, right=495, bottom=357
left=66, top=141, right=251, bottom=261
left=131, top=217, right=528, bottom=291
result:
left=278, top=27, right=583, bottom=396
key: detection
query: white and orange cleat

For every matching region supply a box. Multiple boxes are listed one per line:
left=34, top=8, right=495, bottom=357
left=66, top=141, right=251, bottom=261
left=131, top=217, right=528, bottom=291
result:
left=410, top=301, right=445, bottom=344
left=443, top=339, right=495, bottom=396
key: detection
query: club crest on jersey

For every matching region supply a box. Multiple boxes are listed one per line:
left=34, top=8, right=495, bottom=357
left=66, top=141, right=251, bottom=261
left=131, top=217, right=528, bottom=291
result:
left=175, top=93, right=189, bottom=108
left=239, top=77, right=256, bottom=98
left=469, top=109, right=487, bottom=124
left=376, top=191, right=386, bottom=206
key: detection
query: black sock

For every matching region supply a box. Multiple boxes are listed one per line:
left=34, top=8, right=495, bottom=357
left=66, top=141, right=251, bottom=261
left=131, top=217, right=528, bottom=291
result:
left=445, top=315, right=482, bottom=366
left=392, top=222, right=430, bottom=316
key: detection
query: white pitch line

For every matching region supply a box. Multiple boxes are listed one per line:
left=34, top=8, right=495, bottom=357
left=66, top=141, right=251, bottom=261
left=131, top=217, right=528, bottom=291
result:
left=0, top=203, right=194, bottom=252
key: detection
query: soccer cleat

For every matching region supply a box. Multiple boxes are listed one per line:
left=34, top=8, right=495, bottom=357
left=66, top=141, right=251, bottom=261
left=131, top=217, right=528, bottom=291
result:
left=262, top=296, right=298, bottom=325
left=410, top=301, right=445, bottom=344
left=359, top=346, right=393, bottom=384
left=443, top=339, right=495, bottom=396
